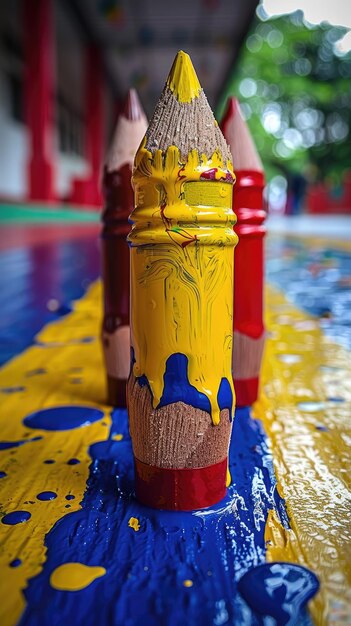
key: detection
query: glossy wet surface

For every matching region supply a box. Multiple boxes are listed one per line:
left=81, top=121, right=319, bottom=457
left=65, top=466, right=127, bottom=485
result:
left=0, top=216, right=350, bottom=625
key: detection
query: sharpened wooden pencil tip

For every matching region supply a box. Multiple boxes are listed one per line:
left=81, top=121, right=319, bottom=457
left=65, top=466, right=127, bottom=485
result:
left=221, top=97, right=263, bottom=173
left=122, top=88, right=144, bottom=121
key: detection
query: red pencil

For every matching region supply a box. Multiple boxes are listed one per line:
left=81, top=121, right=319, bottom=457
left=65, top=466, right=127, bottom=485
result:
left=101, top=89, right=147, bottom=406
left=221, top=97, right=266, bottom=407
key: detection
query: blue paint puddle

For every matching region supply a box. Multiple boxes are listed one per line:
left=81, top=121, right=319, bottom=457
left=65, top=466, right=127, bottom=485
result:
left=0, top=437, right=42, bottom=451
left=37, top=492, right=57, bottom=501
left=10, top=558, right=22, bottom=568
left=0, top=471, right=7, bottom=478
left=23, top=406, right=104, bottom=431
left=2, top=510, right=31, bottom=525
left=17, top=407, right=315, bottom=626
left=238, top=562, right=319, bottom=625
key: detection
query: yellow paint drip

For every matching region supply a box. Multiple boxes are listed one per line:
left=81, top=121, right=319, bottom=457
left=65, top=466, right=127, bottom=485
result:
left=166, top=50, right=201, bottom=103
left=183, top=579, right=193, bottom=588
left=128, top=517, right=140, bottom=531
left=130, top=141, right=237, bottom=424
left=50, top=563, right=106, bottom=591
left=257, top=282, right=351, bottom=625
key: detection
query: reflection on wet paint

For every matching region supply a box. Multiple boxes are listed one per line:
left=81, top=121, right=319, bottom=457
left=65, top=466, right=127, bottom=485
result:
left=50, top=563, right=106, bottom=591
left=238, top=562, right=319, bottom=625
left=36, top=492, right=57, bottom=501
left=23, top=406, right=104, bottom=431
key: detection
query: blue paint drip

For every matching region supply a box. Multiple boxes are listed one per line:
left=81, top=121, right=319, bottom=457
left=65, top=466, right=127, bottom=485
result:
left=238, top=562, right=319, bottom=626
left=0, top=437, right=42, bottom=451
left=67, top=458, right=80, bottom=465
left=44, top=460, right=55, bottom=464
left=0, top=471, right=7, bottom=478
left=37, top=492, right=57, bottom=501
left=17, top=407, right=309, bottom=626
left=2, top=510, right=31, bottom=525
left=23, top=406, right=104, bottom=431
left=65, top=495, right=75, bottom=501
left=140, top=353, right=233, bottom=417
left=10, top=558, right=22, bottom=568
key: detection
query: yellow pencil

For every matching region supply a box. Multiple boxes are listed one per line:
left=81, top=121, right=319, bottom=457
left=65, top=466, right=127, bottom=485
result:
left=127, top=51, right=238, bottom=510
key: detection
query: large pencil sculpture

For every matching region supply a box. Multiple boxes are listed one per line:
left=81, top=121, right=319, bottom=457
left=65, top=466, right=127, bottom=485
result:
left=101, top=89, right=147, bottom=406
left=127, top=51, right=238, bottom=510
left=221, top=97, right=266, bottom=407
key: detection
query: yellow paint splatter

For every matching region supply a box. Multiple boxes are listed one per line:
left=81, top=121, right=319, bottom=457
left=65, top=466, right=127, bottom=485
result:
left=112, top=434, right=123, bottom=441
left=183, top=579, right=193, bottom=587
left=0, top=281, right=109, bottom=626
left=128, top=517, right=140, bottom=531
left=167, top=50, right=201, bottom=103
left=50, top=563, right=106, bottom=591
left=130, top=142, right=237, bottom=425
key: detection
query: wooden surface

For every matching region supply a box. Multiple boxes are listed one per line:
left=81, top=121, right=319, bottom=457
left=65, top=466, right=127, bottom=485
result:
left=0, top=221, right=350, bottom=625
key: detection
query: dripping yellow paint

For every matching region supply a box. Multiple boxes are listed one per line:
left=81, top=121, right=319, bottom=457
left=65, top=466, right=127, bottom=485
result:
left=129, top=141, right=237, bottom=425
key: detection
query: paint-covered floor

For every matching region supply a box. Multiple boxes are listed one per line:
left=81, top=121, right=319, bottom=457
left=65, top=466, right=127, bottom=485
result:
left=0, top=212, right=350, bottom=626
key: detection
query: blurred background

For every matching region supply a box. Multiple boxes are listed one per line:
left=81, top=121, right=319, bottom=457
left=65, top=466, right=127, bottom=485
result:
left=0, top=0, right=350, bottom=215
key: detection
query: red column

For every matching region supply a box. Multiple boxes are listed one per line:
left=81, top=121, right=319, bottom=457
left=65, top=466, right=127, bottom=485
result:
left=24, top=0, right=55, bottom=201
left=71, top=45, right=103, bottom=207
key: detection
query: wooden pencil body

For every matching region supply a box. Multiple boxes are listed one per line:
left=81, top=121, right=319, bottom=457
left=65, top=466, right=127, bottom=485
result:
left=221, top=99, right=266, bottom=407
left=101, top=164, right=132, bottom=406
left=233, top=171, right=266, bottom=406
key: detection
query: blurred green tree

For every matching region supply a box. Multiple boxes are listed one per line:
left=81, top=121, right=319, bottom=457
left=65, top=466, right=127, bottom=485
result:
left=218, top=11, right=351, bottom=185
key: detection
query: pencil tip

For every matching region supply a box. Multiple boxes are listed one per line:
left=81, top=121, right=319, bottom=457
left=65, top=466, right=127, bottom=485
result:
left=221, top=97, right=264, bottom=173
left=167, top=50, right=202, bottom=103
left=123, top=88, right=144, bottom=121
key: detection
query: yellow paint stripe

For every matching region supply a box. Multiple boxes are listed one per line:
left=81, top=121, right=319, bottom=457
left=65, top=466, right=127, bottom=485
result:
left=256, top=284, right=351, bottom=625
left=0, top=282, right=109, bottom=626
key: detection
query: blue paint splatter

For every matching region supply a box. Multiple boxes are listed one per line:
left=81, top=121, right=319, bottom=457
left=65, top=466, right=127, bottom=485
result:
left=67, top=458, right=80, bottom=465
left=10, top=558, right=22, bottom=568
left=65, top=495, right=75, bottom=501
left=23, top=406, right=103, bottom=431
left=44, top=459, right=55, bottom=464
left=36, top=492, right=57, bottom=501
left=0, top=437, right=42, bottom=451
left=0, top=471, right=7, bottom=478
left=238, top=562, right=319, bottom=625
left=18, top=407, right=305, bottom=626
left=2, top=511, right=31, bottom=525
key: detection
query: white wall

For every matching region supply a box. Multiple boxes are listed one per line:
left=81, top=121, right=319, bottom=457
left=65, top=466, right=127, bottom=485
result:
left=0, top=68, right=28, bottom=200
